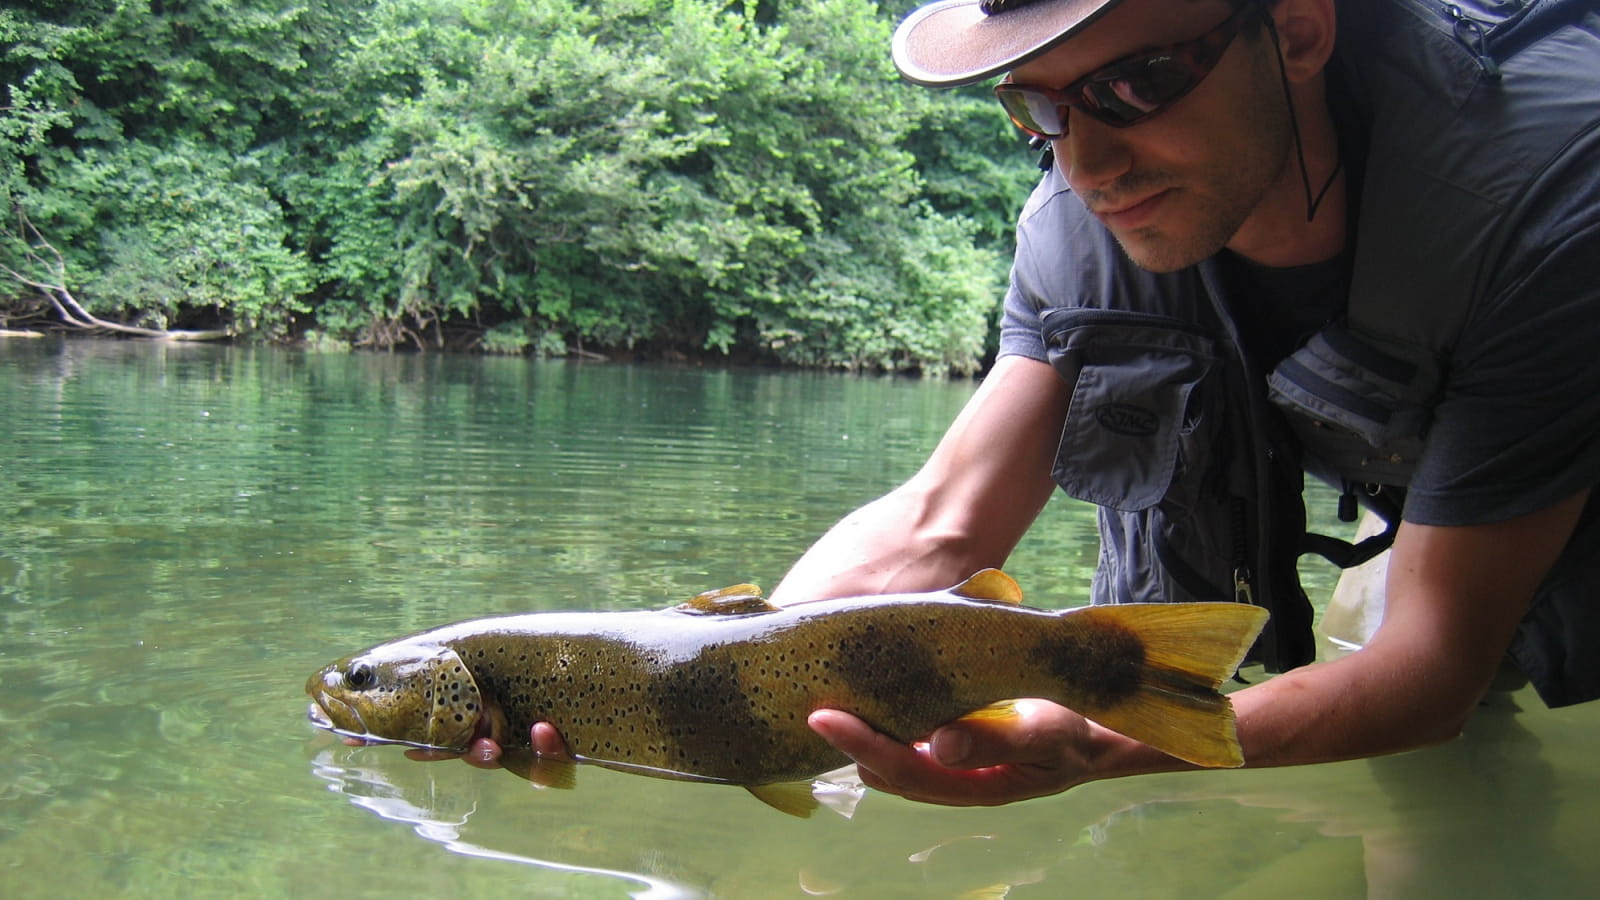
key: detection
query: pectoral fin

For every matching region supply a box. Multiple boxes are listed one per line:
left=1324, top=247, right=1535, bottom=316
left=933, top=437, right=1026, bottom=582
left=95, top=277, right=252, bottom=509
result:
left=746, top=782, right=820, bottom=818
left=499, top=749, right=578, bottom=790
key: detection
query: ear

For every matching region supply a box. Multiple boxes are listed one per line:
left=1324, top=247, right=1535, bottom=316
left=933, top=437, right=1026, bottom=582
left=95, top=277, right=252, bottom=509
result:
left=1269, top=0, right=1337, bottom=83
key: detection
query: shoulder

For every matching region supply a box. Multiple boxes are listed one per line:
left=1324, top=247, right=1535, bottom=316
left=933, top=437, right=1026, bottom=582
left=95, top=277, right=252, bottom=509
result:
left=1339, top=0, right=1600, bottom=351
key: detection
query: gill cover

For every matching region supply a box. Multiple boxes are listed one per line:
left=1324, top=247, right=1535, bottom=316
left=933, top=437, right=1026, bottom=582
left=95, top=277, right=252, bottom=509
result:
left=308, top=645, right=483, bottom=751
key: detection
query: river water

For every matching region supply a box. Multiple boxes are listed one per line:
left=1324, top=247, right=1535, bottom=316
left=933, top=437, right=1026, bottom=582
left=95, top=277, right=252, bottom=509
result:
left=1, top=338, right=1595, bottom=898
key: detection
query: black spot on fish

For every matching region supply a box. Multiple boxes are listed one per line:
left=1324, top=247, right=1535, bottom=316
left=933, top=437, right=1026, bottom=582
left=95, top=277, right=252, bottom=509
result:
left=645, top=648, right=795, bottom=780
left=1029, top=623, right=1143, bottom=709
left=831, top=622, right=956, bottom=741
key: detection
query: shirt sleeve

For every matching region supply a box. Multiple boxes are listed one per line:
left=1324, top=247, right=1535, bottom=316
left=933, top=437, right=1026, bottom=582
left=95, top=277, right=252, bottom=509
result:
left=1402, top=202, right=1600, bottom=526
left=997, top=250, right=1051, bottom=363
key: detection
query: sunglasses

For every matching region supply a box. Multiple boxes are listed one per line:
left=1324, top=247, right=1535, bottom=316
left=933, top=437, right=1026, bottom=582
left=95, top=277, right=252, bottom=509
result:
left=994, top=3, right=1261, bottom=140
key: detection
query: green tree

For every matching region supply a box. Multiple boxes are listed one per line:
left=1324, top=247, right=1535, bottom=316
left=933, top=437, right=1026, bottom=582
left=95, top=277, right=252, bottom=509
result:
left=4, top=0, right=1032, bottom=371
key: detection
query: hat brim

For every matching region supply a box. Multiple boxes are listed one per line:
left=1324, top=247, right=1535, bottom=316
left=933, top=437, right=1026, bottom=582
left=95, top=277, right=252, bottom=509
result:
left=892, top=0, right=1128, bottom=87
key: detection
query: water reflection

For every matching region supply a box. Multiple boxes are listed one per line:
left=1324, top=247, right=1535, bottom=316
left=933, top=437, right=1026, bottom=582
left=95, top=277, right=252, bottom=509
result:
left=310, top=745, right=699, bottom=899
left=302, top=674, right=1598, bottom=897
left=3, top=339, right=1597, bottom=898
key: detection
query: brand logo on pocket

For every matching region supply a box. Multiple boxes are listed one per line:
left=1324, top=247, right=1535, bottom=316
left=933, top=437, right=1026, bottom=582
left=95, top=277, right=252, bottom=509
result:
left=1095, top=403, right=1159, bottom=437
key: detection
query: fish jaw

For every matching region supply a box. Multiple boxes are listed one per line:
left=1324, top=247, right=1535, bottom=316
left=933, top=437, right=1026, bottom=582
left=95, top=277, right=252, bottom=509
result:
left=305, top=696, right=501, bottom=752
left=303, top=645, right=487, bottom=752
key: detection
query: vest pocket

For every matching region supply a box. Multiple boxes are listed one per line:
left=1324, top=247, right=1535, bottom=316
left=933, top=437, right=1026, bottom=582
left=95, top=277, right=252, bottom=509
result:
left=1042, top=308, right=1219, bottom=512
left=1266, top=321, right=1438, bottom=484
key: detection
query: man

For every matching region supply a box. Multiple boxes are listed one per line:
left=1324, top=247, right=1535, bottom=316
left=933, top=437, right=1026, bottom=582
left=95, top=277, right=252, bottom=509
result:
left=487, top=0, right=1600, bottom=807
left=772, top=0, right=1600, bottom=805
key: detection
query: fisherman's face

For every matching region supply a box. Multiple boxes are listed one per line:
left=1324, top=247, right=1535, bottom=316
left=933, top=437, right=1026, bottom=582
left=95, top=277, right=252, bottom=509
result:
left=1010, top=0, right=1298, bottom=272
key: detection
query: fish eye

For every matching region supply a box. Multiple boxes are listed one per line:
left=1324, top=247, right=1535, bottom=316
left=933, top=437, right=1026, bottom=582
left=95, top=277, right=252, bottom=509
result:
left=345, top=663, right=375, bottom=691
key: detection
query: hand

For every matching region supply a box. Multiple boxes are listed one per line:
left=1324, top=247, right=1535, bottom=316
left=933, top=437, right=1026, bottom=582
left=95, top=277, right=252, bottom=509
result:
left=807, top=699, right=1095, bottom=806
left=340, top=721, right=576, bottom=770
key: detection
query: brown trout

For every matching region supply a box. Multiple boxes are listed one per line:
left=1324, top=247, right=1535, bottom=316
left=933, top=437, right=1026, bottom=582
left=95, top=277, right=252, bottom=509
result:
left=307, top=570, right=1266, bottom=809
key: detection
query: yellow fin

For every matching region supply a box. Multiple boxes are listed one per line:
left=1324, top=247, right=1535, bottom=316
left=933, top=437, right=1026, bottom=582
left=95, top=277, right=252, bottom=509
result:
left=1067, top=603, right=1268, bottom=768
left=675, top=584, right=776, bottom=615
left=746, top=782, right=819, bottom=818
left=953, top=699, right=1024, bottom=724
left=951, top=569, right=1024, bottom=605
left=499, top=750, right=579, bottom=790
left=958, top=885, right=1012, bottom=900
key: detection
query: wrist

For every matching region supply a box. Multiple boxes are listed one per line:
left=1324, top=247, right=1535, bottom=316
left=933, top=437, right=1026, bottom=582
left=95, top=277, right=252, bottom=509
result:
left=1081, top=720, right=1196, bottom=782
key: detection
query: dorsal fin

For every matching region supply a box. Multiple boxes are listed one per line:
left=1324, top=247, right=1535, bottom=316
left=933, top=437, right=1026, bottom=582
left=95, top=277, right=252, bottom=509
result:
left=950, top=569, right=1024, bottom=605
left=674, top=584, right=777, bottom=615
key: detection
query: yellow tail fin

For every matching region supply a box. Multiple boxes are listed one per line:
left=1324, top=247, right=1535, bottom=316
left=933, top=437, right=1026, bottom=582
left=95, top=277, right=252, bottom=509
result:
left=1068, top=603, right=1268, bottom=768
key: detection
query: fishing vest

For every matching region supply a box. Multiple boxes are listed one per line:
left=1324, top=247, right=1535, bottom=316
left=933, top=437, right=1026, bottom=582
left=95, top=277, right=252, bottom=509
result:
left=1019, top=0, right=1600, bottom=699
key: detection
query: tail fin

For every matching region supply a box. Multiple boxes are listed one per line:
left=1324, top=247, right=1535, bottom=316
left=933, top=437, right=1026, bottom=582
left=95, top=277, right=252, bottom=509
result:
left=1069, top=603, right=1268, bottom=768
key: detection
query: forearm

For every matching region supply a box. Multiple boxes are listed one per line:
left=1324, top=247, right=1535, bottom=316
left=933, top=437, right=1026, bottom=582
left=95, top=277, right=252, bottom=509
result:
left=771, top=356, right=1069, bottom=606
left=770, top=486, right=985, bottom=605
left=1079, top=650, right=1479, bottom=783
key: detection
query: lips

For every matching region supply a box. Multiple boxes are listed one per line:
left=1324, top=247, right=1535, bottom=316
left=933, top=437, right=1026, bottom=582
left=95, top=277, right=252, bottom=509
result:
left=1096, top=190, right=1170, bottom=231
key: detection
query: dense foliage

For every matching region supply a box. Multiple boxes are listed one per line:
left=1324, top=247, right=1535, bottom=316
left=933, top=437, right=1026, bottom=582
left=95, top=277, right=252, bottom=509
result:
left=1, top=0, right=1038, bottom=372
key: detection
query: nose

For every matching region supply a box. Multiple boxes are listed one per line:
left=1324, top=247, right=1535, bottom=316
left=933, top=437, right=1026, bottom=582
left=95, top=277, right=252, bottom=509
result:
left=1058, top=114, right=1133, bottom=194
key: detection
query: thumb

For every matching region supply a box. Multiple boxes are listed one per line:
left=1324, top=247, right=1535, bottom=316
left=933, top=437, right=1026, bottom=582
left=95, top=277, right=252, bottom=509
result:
left=928, top=699, right=1084, bottom=769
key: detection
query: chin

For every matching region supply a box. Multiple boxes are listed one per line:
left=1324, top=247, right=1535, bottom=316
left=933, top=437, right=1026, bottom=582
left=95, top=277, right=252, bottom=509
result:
left=1112, top=221, right=1234, bottom=274
left=1114, top=237, right=1207, bottom=274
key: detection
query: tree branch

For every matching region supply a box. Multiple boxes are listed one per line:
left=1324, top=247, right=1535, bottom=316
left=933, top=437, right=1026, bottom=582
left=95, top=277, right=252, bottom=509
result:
left=2, top=207, right=232, bottom=341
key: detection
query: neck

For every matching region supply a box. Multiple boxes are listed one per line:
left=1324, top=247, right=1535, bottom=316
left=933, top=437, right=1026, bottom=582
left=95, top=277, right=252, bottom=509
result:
left=1229, top=71, right=1346, bottom=268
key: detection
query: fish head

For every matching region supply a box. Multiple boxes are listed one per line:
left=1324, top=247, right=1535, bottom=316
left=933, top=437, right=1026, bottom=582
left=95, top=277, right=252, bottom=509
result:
left=305, top=644, right=487, bottom=752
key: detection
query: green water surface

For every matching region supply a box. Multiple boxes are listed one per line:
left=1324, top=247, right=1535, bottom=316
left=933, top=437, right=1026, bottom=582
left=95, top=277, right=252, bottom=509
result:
left=2, top=339, right=1595, bottom=898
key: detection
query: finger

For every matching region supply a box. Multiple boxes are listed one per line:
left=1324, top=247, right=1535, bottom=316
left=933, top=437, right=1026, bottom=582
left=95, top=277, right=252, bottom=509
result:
left=808, top=710, right=993, bottom=805
left=807, top=709, right=895, bottom=759
left=461, top=736, right=503, bottom=768
left=531, top=722, right=575, bottom=762
left=811, top=706, right=1085, bottom=806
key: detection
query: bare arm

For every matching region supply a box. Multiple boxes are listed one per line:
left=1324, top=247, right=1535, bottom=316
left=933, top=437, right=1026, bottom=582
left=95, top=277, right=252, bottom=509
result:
left=810, top=490, right=1590, bottom=804
left=770, top=355, right=1070, bottom=605
left=441, top=356, right=1070, bottom=767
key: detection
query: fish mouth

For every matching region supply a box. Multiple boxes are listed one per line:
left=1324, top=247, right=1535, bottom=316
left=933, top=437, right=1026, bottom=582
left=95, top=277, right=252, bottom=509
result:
left=306, top=691, right=498, bottom=754
left=306, top=700, right=335, bottom=731
left=306, top=693, right=385, bottom=745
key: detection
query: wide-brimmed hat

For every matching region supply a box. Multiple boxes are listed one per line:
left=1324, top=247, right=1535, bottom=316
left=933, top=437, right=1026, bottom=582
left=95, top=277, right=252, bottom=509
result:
left=892, top=0, right=1129, bottom=87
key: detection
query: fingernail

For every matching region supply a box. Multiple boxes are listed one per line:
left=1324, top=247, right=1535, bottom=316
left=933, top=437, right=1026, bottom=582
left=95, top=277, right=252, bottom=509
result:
left=931, top=728, right=970, bottom=766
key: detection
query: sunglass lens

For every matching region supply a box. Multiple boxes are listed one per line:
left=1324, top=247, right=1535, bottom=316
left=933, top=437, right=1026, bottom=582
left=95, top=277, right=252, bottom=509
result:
left=1082, top=56, right=1197, bottom=123
left=998, top=89, right=1067, bottom=139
